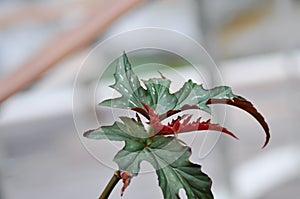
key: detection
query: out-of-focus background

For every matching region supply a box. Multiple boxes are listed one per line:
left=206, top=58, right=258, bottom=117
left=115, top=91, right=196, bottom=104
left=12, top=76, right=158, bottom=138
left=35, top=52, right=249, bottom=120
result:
left=1, top=0, right=300, bottom=198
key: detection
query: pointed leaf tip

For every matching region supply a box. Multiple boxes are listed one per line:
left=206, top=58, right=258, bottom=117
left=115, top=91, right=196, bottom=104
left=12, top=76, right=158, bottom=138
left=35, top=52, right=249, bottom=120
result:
left=207, top=97, right=270, bottom=148
left=83, top=128, right=99, bottom=138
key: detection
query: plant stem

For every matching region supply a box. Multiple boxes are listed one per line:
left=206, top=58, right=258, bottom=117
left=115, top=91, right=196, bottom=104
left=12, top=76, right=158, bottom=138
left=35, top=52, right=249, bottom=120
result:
left=99, top=170, right=121, bottom=199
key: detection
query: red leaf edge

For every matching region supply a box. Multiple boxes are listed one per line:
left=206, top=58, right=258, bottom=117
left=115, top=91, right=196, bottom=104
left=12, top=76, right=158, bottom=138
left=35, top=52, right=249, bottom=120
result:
left=142, top=103, right=238, bottom=139
left=206, top=97, right=270, bottom=148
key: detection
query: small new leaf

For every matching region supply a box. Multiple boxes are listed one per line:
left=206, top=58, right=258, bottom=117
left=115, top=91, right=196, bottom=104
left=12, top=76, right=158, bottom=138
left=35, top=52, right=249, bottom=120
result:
left=143, top=103, right=238, bottom=139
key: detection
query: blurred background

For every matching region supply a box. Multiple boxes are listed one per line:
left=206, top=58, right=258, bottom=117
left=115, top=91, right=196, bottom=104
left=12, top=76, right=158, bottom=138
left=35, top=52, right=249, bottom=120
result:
left=1, top=0, right=300, bottom=198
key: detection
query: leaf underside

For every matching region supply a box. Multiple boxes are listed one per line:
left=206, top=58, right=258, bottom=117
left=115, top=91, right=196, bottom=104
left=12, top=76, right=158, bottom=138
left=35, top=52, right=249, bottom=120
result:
left=206, top=98, right=270, bottom=147
left=143, top=103, right=238, bottom=139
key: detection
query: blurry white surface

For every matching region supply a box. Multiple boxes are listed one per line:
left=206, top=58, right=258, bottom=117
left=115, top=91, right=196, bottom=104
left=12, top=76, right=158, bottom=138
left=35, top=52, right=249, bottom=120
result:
left=232, top=145, right=300, bottom=199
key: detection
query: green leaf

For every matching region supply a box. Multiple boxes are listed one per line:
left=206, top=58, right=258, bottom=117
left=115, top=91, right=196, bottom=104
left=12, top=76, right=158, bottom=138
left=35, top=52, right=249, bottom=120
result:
left=99, top=52, right=270, bottom=147
left=142, top=78, right=177, bottom=114
left=84, top=117, right=213, bottom=198
left=173, top=80, right=236, bottom=113
left=99, top=53, right=237, bottom=115
left=115, top=136, right=213, bottom=199
left=146, top=136, right=213, bottom=199
left=100, top=53, right=148, bottom=109
left=84, top=117, right=148, bottom=141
